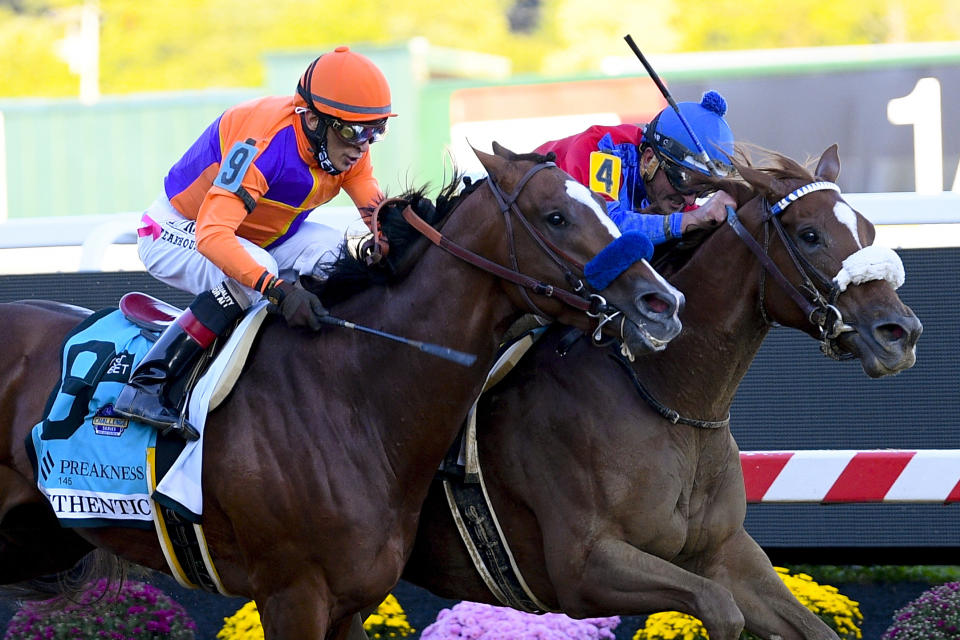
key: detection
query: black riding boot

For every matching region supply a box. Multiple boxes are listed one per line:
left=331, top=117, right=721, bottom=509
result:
left=113, top=281, right=249, bottom=440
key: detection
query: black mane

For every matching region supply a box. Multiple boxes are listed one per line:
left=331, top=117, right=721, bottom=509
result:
left=306, top=173, right=478, bottom=308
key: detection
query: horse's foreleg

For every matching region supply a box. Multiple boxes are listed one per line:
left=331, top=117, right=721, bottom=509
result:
left=336, top=613, right=368, bottom=640
left=326, top=615, right=364, bottom=640
left=549, top=536, right=745, bottom=640
left=703, top=528, right=840, bottom=640
left=257, top=580, right=331, bottom=640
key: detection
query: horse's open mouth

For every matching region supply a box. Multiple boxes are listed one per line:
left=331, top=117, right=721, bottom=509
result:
left=836, top=324, right=919, bottom=378
left=619, top=310, right=682, bottom=359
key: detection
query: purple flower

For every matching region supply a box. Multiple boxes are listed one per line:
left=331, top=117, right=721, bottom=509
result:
left=422, top=602, right=619, bottom=640
left=883, top=582, right=960, bottom=640
left=4, top=579, right=196, bottom=640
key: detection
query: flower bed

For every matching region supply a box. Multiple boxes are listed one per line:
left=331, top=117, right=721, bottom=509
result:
left=632, top=567, right=862, bottom=640
left=217, top=594, right=414, bottom=640
left=421, top=601, right=619, bottom=640
left=882, top=581, right=960, bottom=639
left=3, top=579, right=196, bottom=640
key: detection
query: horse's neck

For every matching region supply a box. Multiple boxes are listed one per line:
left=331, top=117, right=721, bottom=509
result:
left=305, top=238, right=518, bottom=481
left=639, top=226, right=771, bottom=420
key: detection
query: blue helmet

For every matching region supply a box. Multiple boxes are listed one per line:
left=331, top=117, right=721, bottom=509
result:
left=646, top=90, right=735, bottom=186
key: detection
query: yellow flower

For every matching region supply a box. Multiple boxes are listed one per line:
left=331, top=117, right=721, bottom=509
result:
left=631, top=569, right=862, bottom=640
left=217, top=594, right=414, bottom=640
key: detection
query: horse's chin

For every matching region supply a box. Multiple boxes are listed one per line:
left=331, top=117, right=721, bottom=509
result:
left=620, top=320, right=672, bottom=358
left=837, top=331, right=917, bottom=378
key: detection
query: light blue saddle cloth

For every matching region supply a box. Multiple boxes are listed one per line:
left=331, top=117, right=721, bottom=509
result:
left=30, top=308, right=159, bottom=529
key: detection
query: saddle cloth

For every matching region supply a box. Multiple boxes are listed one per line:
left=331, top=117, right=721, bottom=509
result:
left=29, top=299, right=269, bottom=528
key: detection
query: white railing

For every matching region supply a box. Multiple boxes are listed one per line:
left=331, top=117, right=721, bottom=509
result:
left=0, top=207, right=366, bottom=273
left=1, top=193, right=958, bottom=273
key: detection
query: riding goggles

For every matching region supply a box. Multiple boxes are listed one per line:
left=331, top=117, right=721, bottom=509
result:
left=648, top=127, right=734, bottom=190
left=658, top=156, right=708, bottom=197
left=329, top=117, right=387, bottom=146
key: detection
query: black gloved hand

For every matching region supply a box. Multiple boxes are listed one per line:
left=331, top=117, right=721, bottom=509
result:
left=266, top=279, right=328, bottom=331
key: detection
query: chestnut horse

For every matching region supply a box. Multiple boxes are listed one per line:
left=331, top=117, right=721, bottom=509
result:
left=0, top=146, right=684, bottom=639
left=403, top=145, right=922, bottom=640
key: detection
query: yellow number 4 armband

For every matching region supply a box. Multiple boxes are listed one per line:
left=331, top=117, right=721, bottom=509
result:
left=589, top=151, right=621, bottom=199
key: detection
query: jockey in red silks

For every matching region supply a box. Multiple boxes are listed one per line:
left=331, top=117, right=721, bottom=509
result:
left=536, top=90, right=738, bottom=245
left=113, top=46, right=397, bottom=440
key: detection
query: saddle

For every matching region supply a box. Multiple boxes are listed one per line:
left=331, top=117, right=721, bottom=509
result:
left=119, top=291, right=182, bottom=332
left=118, top=292, right=262, bottom=411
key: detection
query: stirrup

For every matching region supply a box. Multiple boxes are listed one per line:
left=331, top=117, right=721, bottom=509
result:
left=159, top=418, right=200, bottom=442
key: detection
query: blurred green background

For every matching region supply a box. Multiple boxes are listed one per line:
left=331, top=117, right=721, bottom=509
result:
left=2, top=0, right=959, bottom=219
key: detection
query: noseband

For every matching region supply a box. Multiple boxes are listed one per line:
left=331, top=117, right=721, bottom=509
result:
left=725, top=181, right=865, bottom=360
left=379, top=162, right=619, bottom=337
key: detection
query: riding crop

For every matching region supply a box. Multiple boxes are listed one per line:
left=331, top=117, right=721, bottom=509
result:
left=319, top=315, right=477, bottom=367
left=623, top=34, right=723, bottom=178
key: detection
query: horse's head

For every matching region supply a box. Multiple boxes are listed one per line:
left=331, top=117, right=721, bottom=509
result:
left=465, top=142, right=683, bottom=356
left=724, top=144, right=921, bottom=377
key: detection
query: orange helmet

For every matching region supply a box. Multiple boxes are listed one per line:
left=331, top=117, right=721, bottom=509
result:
left=296, top=46, right=397, bottom=122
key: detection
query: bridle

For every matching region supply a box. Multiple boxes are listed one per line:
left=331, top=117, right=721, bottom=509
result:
left=371, top=162, right=627, bottom=341
left=621, top=180, right=861, bottom=430
left=725, top=181, right=858, bottom=360
left=623, top=179, right=904, bottom=429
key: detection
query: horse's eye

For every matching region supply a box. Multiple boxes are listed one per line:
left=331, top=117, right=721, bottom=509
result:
left=799, top=229, right=820, bottom=245
left=546, top=212, right=568, bottom=227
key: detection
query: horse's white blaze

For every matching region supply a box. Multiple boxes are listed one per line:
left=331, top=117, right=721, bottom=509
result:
left=833, top=245, right=906, bottom=293
left=833, top=201, right=862, bottom=248
left=565, top=180, right=620, bottom=237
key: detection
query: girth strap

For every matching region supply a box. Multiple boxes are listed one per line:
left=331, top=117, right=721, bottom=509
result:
left=442, top=478, right=553, bottom=613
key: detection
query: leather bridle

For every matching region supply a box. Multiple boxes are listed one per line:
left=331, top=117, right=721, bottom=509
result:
left=724, top=181, right=856, bottom=360
left=372, top=162, right=626, bottom=339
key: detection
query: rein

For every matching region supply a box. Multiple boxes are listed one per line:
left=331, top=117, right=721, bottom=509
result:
left=724, top=181, right=855, bottom=360
left=484, top=162, right=589, bottom=318
left=374, top=163, right=618, bottom=322
left=608, top=350, right=730, bottom=429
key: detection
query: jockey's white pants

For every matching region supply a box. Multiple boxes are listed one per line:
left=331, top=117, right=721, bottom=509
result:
left=136, top=195, right=344, bottom=301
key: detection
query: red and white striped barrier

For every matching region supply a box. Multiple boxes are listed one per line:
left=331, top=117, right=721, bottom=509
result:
left=741, top=450, right=960, bottom=503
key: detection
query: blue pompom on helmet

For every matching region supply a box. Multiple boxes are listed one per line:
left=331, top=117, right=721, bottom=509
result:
left=647, top=90, right=735, bottom=184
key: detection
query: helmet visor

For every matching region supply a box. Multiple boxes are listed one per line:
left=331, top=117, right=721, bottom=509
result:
left=659, top=157, right=707, bottom=196
left=329, top=118, right=387, bottom=146
left=651, top=130, right=734, bottom=180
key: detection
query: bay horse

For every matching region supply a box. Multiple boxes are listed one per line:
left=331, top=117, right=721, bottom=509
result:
left=402, top=145, right=922, bottom=640
left=0, top=146, right=684, bottom=639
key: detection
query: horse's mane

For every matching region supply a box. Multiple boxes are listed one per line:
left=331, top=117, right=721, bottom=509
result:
left=652, top=144, right=817, bottom=277
left=307, top=172, right=480, bottom=307
left=306, top=147, right=555, bottom=306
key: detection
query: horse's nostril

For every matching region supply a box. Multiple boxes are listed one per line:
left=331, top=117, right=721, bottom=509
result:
left=877, top=323, right=905, bottom=342
left=641, top=293, right=670, bottom=315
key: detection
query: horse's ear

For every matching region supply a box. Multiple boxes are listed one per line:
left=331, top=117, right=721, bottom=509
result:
left=472, top=145, right=505, bottom=180
left=815, top=144, right=841, bottom=182
left=491, top=141, right=518, bottom=160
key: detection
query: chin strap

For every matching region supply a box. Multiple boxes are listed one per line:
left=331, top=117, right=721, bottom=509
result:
left=297, top=108, right=340, bottom=175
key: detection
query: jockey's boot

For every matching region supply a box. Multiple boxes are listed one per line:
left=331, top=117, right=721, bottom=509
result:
left=113, top=281, right=249, bottom=440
